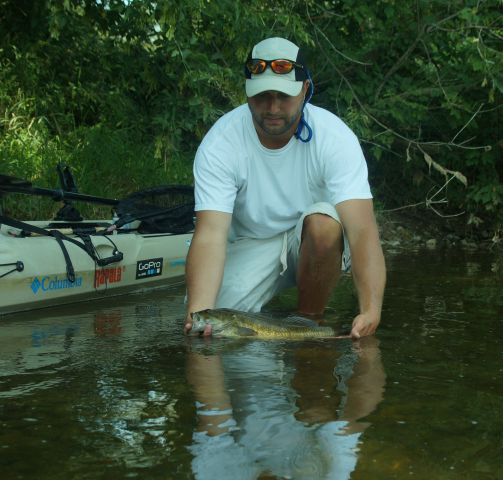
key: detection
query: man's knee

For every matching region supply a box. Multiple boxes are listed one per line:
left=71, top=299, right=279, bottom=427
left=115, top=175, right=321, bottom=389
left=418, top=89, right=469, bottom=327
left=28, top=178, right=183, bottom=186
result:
left=301, top=213, right=344, bottom=255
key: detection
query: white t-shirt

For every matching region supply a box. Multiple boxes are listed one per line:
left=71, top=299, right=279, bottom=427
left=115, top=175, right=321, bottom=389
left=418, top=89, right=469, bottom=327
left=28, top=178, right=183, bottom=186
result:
left=194, top=103, right=372, bottom=240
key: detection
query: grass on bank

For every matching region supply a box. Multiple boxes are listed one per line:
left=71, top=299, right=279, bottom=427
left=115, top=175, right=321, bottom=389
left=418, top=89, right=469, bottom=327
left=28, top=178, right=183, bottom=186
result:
left=0, top=123, right=194, bottom=220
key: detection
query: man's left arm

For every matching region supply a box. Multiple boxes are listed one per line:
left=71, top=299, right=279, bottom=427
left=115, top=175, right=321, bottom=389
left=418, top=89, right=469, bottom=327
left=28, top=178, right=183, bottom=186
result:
left=336, top=199, right=386, bottom=339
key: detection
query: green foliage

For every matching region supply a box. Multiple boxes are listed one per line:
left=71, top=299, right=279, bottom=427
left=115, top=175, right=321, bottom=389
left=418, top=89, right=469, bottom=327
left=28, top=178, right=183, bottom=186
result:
left=0, top=0, right=501, bottom=236
left=303, top=0, right=502, bottom=234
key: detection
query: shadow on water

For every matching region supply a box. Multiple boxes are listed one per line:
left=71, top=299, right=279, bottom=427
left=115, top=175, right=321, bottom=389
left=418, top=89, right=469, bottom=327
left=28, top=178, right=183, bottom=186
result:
left=0, top=247, right=502, bottom=479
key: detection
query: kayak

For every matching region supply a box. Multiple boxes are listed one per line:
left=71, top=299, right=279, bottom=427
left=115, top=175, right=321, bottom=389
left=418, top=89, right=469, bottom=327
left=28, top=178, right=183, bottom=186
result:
left=0, top=220, right=192, bottom=316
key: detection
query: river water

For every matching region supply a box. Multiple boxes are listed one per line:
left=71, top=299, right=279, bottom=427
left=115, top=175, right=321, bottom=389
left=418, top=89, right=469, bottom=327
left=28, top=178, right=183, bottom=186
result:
left=0, top=247, right=502, bottom=479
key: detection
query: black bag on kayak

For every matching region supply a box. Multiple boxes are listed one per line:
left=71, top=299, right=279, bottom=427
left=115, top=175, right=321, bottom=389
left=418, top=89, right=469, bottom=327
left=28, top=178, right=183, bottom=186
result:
left=114, top=185, right=195, bottom=234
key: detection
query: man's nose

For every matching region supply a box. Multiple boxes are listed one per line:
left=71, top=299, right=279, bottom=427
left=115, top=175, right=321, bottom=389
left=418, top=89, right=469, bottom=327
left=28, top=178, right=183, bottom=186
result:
left=266, top=95, right=281, bottom=113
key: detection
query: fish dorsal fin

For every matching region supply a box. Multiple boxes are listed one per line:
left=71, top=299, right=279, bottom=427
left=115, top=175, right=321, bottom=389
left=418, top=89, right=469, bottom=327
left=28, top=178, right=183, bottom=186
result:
left=281, top=315, right=321, bottom=328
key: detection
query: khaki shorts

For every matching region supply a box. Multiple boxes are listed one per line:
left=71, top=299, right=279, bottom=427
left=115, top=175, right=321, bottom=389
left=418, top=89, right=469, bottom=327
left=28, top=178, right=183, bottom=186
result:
left=215, top=202, right=350, bottom=311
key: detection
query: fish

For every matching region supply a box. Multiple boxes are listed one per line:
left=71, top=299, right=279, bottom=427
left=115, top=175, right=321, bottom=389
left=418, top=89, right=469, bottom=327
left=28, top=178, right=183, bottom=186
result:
left=190, top=308, right=347, bottom=339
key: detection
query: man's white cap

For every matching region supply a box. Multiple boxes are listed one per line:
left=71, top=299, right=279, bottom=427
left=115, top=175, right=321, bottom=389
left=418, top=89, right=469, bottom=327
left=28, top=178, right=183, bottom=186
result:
left=245, top=37, right=307, bottom=98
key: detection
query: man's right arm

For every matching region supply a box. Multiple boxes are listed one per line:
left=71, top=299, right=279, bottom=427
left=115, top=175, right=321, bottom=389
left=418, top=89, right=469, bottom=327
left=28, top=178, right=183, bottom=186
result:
left=184, top=210, right=232, bottom=332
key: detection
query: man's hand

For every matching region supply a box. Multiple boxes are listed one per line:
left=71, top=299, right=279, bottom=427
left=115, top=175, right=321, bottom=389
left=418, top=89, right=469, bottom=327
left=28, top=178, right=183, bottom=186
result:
left=184, top=312, right=212, bottom=336
left=184, top=210, right=230, bottom=336
left=184, top=313, right=193, bottom=335
left=337, top=200, right=386, bottom=341
left=350, top=312, right=380, bottom=340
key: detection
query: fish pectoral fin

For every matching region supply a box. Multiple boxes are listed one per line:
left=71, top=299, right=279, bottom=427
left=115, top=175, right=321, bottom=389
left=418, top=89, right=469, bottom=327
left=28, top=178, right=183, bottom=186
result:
left=237, top=327, right=258, bottom=336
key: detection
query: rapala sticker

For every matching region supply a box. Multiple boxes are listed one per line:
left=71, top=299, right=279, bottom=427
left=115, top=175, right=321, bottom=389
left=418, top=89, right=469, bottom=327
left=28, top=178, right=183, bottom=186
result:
left=30, top=275, right=83, bottom=294
left=136, top=258, right=163, bottom=280
left=94, top=266, right=124, bottom=288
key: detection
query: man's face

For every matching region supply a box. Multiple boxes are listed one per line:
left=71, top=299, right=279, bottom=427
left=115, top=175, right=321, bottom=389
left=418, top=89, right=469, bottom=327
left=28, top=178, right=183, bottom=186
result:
left=247, top=84, right=307, bottom=140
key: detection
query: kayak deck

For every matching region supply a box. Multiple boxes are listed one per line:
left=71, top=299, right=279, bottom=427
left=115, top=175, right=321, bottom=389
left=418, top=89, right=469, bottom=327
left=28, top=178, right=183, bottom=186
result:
left=0, top=221, right=192, bottom=315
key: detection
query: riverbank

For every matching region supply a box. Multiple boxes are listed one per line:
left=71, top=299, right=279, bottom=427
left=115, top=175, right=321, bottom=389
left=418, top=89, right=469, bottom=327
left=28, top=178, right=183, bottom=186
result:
left=378, top=207, right=502, bottom=255
left=1, top=188, right=501, bottom=259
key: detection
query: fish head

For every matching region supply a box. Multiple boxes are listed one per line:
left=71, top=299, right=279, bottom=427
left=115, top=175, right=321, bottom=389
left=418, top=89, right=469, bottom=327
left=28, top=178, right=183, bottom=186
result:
left=190, top=309, right=229, bottom=336
left=190, top=310, right=211, bottom=334
left=190, top=309, right=244, bottom=337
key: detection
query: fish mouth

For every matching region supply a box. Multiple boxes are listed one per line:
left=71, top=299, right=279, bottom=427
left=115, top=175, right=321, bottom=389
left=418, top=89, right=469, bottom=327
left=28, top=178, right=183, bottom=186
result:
left=189, top=319, right=213, bottom=337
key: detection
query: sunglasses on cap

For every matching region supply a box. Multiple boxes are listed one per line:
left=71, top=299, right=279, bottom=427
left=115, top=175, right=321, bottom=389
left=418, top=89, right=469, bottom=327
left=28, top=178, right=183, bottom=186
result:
left=246, top=58, right=304, bottom=75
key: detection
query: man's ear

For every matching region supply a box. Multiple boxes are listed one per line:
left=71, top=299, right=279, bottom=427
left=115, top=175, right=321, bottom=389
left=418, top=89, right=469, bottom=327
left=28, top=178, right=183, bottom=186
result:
left=302, top=81, right=311, bottom=102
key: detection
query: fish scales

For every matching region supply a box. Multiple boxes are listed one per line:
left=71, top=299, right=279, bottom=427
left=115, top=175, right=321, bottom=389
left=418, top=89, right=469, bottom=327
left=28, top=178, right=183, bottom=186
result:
left=234, top=316, right=335, bottom=338
left=190, top=308, right=341, bottom=339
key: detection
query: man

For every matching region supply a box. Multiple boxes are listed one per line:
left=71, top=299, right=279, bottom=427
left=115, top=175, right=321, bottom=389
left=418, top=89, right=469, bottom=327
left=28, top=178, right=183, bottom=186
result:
left=184, top=37, right=385, bottom=339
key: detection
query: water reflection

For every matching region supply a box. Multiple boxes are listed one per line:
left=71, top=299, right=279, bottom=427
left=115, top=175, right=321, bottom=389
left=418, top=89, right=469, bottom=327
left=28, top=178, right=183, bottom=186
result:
left=186, top=335, right=385, bottom=480
left=0, top=249, right=502, bottom=479
left=0, top=294, right=193, bottom=477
